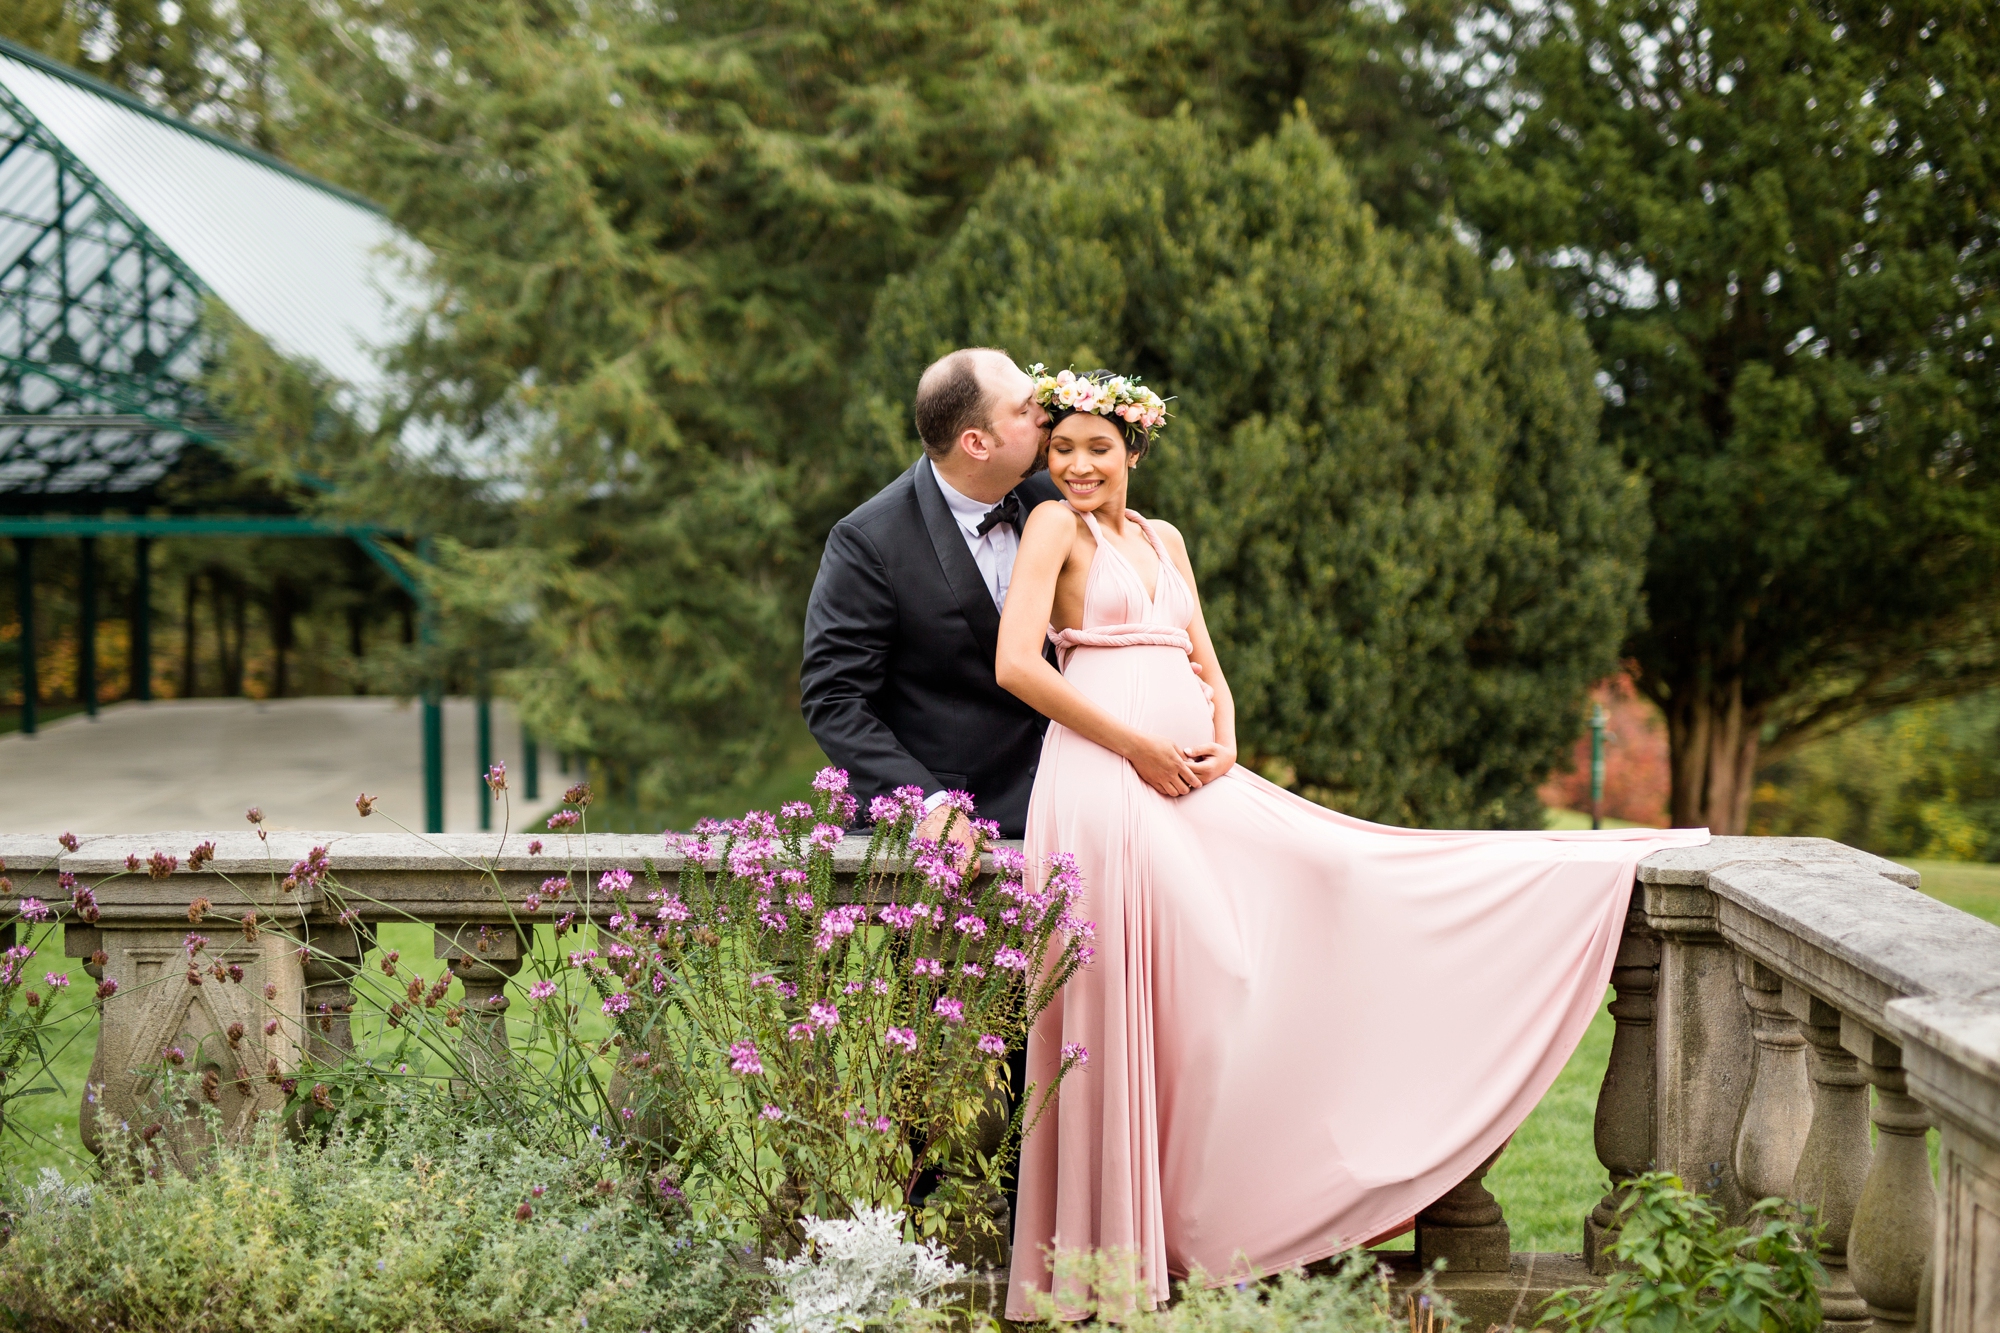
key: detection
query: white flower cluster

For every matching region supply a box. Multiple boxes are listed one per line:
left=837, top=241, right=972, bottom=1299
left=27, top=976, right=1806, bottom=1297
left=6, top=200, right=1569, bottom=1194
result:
left=1027, top=364, right=1169, bottom=430
left=751, top=1206, right=967, bottom=1333
left=16, top=1166, right=91, bottom=1214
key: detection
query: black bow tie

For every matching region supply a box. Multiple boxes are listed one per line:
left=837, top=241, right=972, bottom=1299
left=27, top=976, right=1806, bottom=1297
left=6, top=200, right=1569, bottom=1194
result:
left=976, top=492, right=1025, bottom=537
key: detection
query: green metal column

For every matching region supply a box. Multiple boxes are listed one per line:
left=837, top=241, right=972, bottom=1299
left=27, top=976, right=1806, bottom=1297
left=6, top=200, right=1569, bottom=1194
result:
left=522, top=726, right=540, bottom=801
left=78, top=536, right=96, bottom=718
left=418, top=538, right=443, bottom=834
left=1589, top=702, right=1609, bottom=831
left=476, top=685, right=492, bottom=832
left=14, top=537, right=34, bottom=735
left=131, top=535, right=151, bottom=701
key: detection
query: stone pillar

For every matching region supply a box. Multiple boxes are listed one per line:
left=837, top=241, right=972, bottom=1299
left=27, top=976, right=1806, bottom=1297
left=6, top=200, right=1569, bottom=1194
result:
left=436, top=924, right=523, bottom=1079
left=1886, top=995, right=2000, bottom=1333
left=299, top=921, right=373, bottom=1062
left=1787, top=983, right=1871, bottom=1331
left=1732, top=956, right=1811, bottom=1205
left=80, top=926, right=304, bottom=1164
left=1844, top=1019, right=1934, bottom=1333
left=1586, top=910, right=1658, bottom=1272
left=1415, top=1141, right=1510, bottom=1273
left=1644, top=881, right=1754, bottom=1220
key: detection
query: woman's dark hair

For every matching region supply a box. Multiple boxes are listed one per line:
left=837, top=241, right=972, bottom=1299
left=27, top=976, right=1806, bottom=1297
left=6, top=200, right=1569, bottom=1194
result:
left=1043, top=368, right=1158, bottom=464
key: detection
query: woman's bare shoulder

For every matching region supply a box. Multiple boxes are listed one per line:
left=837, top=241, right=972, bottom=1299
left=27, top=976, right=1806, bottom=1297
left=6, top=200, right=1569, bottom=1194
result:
left=1146, top=516, right=1189, bottom=554
left=1022, top=501, right=1088, bottom=548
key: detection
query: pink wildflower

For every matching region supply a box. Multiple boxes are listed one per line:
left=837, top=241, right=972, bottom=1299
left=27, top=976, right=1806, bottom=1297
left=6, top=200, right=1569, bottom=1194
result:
left=808, top=1001, right=840, bottom=1029
left=760, top=1104, right=783, bottom=1121
left=885, top=1026, right=917, bottom=1052
left=912, top=957, right=942, bottom=978
left=602, top=993, right=632, bottom=1015
left=1062, top=1041, right=1090, bottom=1068
left=528, top=980, right=557, bottom=1001
left=729, top=1040, right=763, bottom=1075
left=547, top=810, right=580, bottom=831
left=599, top=868, right=633, bottom=894
left=978, top=1033, right=1006, bottom=1056
left=933, top=996, right=965, bottom=1024
left=994, top=947, right=1030, bottom=971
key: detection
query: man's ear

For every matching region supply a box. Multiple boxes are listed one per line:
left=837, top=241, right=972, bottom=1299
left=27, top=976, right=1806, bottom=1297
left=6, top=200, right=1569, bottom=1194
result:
left=956, top=427, right=993, bottom=463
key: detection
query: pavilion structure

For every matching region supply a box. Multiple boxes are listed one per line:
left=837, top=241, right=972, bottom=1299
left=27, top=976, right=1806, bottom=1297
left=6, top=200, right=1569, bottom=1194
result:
left=0, top=37, right=513, bottom=831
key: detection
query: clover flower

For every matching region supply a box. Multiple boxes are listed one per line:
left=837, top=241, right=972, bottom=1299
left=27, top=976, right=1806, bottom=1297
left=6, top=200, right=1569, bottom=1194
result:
left=730, top=1040, right=764, bottom=1075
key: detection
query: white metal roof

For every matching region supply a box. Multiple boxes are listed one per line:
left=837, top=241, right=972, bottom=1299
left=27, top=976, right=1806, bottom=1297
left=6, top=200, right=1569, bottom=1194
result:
left=0, top=43, right=428, bottom=396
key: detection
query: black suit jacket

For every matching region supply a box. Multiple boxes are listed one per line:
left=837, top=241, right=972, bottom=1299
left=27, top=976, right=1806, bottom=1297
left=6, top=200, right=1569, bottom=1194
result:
left=801, top=458, right=1062, bottom=838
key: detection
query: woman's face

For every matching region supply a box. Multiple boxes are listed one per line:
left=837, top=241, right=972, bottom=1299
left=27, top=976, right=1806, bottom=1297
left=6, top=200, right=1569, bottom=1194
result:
left=1045, top=413, right=1132, bottom=512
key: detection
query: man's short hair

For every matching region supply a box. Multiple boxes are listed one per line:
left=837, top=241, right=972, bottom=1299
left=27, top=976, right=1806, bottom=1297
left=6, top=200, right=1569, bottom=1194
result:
left=914, top=348, right=1006, bottom=459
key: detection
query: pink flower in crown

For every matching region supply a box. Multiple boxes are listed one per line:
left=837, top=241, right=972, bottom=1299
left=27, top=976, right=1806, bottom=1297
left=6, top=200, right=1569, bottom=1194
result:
left=933, top=997, right=965, bottom=1024
left=729, top=1040, right=763, bottom=1075
left=977, top=1033, right=1006, bottom=1056
left=1061, top=1042, right=1090, bottom=1068
left=884, top=1026, right=917, bottom=1052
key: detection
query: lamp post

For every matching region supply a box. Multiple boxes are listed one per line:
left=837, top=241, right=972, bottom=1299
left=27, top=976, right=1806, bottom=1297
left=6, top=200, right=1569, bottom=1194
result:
left=1589, top=702, right=1609, bottom=830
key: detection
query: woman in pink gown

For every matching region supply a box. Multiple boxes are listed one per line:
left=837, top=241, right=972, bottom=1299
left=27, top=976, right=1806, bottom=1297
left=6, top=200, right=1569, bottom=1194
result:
left=994, top=369, right=1709, bottom=1317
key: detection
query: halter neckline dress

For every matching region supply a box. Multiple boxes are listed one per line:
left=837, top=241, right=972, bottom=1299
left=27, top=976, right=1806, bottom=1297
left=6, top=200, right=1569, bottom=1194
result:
left=1006, top=503, right=1708, bottom=1317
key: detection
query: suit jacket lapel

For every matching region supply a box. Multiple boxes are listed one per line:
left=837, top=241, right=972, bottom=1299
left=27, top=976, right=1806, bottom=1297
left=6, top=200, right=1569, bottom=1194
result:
left=914, top=456, right=1003, bottom=655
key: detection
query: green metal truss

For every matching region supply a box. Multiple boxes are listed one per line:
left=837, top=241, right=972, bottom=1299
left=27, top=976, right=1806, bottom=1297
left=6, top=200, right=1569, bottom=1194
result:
left=0, top=78, right=212, bottom=508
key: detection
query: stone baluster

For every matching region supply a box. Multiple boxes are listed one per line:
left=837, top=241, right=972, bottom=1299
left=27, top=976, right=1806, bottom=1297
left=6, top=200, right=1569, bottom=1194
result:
left=1643, top=878, right=1754, bottom=1221
left=1416, top=1140, right=1511, bottom=1273
left=299, top=920, right=373, bottom=1062
left=1786, top=983, right=1871, bottom=1330
left=1843, top=1019, right=1935, bottom=1333
left=1587, top=909, right=1659, bottom=1272
left=436, top=924, right=523, bottom=1080
left=1732, top=956, right=1811, bottom=1205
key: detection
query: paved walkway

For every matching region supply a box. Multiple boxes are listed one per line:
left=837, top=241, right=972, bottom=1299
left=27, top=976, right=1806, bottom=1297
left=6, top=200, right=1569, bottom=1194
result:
left=0, top=697, right=562, bottom=834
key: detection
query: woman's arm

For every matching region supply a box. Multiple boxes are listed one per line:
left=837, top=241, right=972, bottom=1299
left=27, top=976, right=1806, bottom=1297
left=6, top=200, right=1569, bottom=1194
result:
left=997, top=506, right=1204, bottom=797
left=1153, top=521, right=1238, bottom=782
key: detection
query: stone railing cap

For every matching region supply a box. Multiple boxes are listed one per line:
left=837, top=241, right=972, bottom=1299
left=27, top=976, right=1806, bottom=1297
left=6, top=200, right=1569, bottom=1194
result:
left=1885, top=994, right=2000, bottom=1084
left=1638, top=835, right=1920, bottom=888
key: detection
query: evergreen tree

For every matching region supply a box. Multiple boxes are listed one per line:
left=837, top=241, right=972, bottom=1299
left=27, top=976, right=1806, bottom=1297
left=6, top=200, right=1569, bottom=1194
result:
left=1461, top=0, right=2000, bottom=832
left=858, top=117, right=1645, bottom=828
left=226, top=0, right=1106, bottom=803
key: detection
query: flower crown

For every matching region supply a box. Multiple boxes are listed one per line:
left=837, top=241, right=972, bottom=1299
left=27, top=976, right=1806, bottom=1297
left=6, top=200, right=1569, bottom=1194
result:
left=1027, top=364, right=1170, bottom=432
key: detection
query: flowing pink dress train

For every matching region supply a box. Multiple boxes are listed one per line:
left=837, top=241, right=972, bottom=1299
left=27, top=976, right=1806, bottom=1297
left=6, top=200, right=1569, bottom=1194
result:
left=1004, top=507, right=1709, bottom=1318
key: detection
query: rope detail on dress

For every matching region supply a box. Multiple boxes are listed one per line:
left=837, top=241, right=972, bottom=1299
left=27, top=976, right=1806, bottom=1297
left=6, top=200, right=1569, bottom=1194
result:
left=1046, top=623, right=1214, bottom=713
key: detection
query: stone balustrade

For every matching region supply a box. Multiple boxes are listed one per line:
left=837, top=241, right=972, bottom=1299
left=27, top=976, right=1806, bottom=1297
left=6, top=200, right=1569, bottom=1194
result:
left=1, top=828, right=1996, bottom=1330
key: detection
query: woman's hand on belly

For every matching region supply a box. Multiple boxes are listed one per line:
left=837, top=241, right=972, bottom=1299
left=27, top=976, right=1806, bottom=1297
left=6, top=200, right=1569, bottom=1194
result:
left=1184, top=742, right=1237, bottom=786
left=1128, top=731, right=1204, bottom=797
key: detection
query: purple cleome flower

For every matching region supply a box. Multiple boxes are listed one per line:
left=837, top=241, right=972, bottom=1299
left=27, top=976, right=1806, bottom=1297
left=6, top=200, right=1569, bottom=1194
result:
left=599, top=867, right=633, bottom=894
left=884, top=1026, right=917, bottom=1052
left=933, top=997, right=965, bottom=1024
left=978, top=1034, right=1007, bottom=1056
left=729, top=1040, right=763, bottom=1075
left=528, top=980, right=557, bottom=1001
left=1061, top=1042, right=1090, bottom=1068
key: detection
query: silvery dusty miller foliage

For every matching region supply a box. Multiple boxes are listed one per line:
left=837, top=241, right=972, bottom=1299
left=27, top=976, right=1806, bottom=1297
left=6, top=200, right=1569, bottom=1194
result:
left=752, top=1206, right=965, bottom=1333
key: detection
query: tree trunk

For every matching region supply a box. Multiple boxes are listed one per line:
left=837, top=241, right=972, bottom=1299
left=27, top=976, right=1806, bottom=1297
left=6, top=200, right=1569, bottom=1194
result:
left=1664, top=667, right=1762, bottom=834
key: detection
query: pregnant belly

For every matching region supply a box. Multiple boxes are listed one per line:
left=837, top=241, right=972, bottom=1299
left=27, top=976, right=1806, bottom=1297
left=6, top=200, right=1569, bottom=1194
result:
left=1061, top=644, right=1215, bottom=751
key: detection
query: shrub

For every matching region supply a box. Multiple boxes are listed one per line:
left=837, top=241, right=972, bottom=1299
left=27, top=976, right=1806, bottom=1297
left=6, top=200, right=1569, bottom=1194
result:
left=753, top=1206, right=965, bottom=1333
left=987, top=1250, right=1457, bottom=1333
left=0, top=1099, right=759, bottom=1333
left=296, top=770, right=1092, bottom=1252
left=1542, top=1172, right=1823, bottom=1333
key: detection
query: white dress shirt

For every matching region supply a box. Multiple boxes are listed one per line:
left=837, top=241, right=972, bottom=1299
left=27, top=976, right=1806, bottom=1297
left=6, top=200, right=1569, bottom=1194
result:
left=932, top=468, right=1020, bottom=612
left=924, top=468, right=1023, bottom=813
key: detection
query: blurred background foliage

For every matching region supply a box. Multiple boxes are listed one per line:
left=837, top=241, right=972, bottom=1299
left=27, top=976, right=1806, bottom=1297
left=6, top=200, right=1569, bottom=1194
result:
left=2, top=0, right=1996, bottom=850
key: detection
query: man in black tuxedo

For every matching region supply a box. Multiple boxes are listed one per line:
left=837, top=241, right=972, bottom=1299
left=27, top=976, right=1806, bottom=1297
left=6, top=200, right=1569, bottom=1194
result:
left=801, top=347, right=1060, bottom=845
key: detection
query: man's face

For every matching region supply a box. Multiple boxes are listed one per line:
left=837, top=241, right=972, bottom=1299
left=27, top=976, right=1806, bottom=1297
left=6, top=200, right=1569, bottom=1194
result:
left=974, top=354, right=1050, bottom=478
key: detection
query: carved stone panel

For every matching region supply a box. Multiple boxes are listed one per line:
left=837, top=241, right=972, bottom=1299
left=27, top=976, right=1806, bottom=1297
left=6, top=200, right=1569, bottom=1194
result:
left=80, top=927, right=304, bottom=1163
